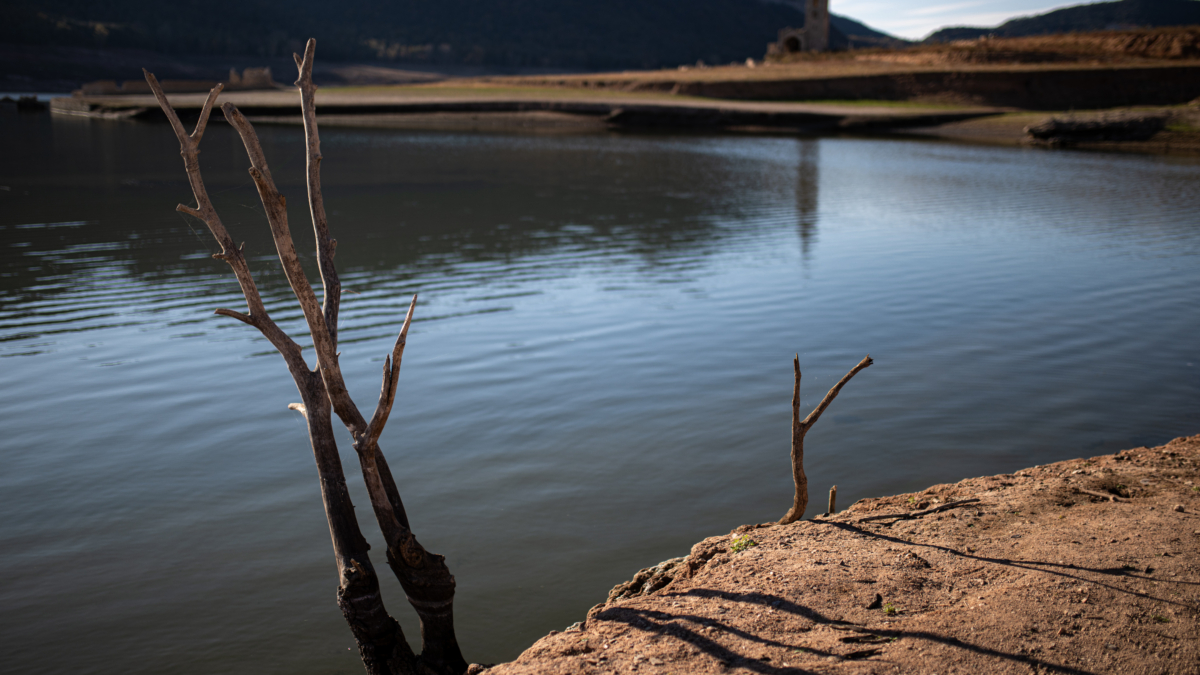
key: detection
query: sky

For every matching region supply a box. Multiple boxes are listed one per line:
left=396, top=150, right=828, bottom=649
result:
left=832, top=0, right=1092, bottom=39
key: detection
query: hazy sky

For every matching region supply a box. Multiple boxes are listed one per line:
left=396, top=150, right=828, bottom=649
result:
left=833, top=1, right=1090, bottom=39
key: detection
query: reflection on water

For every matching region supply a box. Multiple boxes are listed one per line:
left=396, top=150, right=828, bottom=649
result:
left=1, top=110, right=1199, bottom=675
left=796, top=139, right=818, bottom=260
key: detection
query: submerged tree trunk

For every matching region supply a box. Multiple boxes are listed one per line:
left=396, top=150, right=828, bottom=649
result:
left=297, top=379, right=417, bottom=675
left=145, top=38, right=465, bottom=675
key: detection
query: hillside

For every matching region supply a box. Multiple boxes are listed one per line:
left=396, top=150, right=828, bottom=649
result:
left=0, top=0, right=899, bottom=71
left=927, top=0, right=1200, bottom=43
left=831, top=15, right=912, bottom=50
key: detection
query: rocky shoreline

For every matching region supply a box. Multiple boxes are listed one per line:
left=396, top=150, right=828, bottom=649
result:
left=473, top=435, right=1200, bottom=674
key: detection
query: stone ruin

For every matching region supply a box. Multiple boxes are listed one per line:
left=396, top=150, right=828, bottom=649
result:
left=767, top=0, right=830, bottom=56
left=226, top=67, right=278, bottom=90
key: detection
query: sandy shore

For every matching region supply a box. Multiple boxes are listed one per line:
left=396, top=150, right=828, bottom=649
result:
left=474, top=435, right=1200, bottom=674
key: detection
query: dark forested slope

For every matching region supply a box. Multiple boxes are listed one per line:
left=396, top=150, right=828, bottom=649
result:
left=0, top=0, right=892, bottom=69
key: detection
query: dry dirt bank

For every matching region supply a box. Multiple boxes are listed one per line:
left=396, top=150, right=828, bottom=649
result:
left=475, top=435, right=1200, bottom=675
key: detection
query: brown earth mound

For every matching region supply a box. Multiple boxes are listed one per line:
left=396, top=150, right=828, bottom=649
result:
left=475, top=436, right=1200, bottom=674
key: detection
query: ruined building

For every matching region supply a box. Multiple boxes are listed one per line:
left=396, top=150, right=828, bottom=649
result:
left=767, top=0, right=830, bottom=56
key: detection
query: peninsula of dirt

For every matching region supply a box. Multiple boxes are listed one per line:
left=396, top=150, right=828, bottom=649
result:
left=474, top=435, right=1200, bottom=674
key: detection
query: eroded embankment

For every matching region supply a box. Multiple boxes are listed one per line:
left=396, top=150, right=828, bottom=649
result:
left=474, top=436, right=1200, bottom=674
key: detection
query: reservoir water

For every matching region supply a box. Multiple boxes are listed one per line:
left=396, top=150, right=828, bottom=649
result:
left=1, top=110, right=1198, bottom=674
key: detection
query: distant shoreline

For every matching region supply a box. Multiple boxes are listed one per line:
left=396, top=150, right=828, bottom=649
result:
left=45, top=76, right=1200, bottom=155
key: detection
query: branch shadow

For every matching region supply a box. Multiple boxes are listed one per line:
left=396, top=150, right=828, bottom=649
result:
left=820, top=520, right=1200, bottom=610
left=593, top=587, right=1100, bottom=675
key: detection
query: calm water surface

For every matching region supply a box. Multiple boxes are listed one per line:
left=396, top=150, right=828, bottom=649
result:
left=1, top=111, right=1198, bottom=674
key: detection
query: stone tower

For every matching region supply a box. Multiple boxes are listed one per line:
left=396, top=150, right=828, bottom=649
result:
left=767, top=0, right=831, bottom=56
left=804, top=0, right=830, bottom=52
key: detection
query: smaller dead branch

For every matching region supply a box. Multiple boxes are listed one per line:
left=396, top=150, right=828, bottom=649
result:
left=855, top=498, right=982, bottom=525
left=779, top=354, right=873, bottom=525
left=1075, top=487, right=1130, bottom=503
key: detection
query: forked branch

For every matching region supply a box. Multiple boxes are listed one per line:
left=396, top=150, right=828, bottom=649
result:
left=283, top=42, right=465, bottom=672
left=780, top=354, right=873, bottom=525
left=218, top=101, right=362, bottom=422
left=281, top=41, right=467, bottom=673
left=142, top=72, right=304, bottom=374
left=366, top=295, right=418, bottom=449
left=294, top=39, right=342, bottom=346
left=145, top=64, right=422, bottom=675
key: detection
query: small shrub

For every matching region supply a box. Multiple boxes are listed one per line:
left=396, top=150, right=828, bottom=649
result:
left=883, top=602, right=897, bottom=616
left=730, top=535, right=758, bottom=553
left=1152, top=615, right=1171, bottom=624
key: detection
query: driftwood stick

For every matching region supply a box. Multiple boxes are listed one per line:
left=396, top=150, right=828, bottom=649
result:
left=780, top=354, right=873, bottom=525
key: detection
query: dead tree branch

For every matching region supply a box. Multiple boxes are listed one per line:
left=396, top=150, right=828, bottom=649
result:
left=855, top=498, right=982, bottom=525
left=780, top=354, right=873, bottom=525
left=285, top=43, right=466, bottom=673
left=145, top=38, right=460, bottom=674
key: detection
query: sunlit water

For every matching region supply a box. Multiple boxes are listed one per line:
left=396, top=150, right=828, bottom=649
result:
left=1, top=110, right=1198, bottom=674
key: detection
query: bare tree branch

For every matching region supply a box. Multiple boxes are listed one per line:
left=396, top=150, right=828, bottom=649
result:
left=365, top=294, right=418, bottom=448
left=780, top=354, right=873, bottom=525
left=801, top=355, right=873, bottom=430
left=143, top=72, right=306, bottom=374
left=782, top=355, right=808, bottom=525
left=281, top=42, right=467, bottom=674
left=157, top=44, right=467, bottom=674
left=294, top=38, right=342, bottom=347
left=192, top=83, right=222, bottom=144
left=217, top=102, right=359, bottom=390
left=145, top=67, right=419, bottom=675
left=214, top=308, right=255, bottom=326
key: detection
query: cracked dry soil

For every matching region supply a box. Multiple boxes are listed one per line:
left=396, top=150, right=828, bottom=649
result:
left=474, top=435, right=1200, bottom=675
